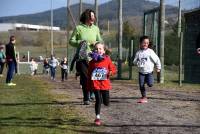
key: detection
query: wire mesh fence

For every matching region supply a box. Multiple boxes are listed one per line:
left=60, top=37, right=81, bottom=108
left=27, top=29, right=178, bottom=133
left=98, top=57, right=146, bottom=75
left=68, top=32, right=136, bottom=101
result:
left=0, top=0, right=199, bottom=83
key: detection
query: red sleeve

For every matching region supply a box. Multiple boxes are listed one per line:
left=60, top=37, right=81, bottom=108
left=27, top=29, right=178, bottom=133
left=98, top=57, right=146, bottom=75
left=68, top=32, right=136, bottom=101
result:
left=107, top=56, right=117, bottom=75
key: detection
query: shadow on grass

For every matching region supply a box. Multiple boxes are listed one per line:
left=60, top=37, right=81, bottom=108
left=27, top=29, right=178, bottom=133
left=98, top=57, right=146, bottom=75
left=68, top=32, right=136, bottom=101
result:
left=0, top=116, right=110, bottom=134
left=0, top=116, right=92, bottom=128
left=0, top=101, right=82, bottom=106
left=0, top=117, right=81, bottom=125
left=1, top=117, right=200, bottom=133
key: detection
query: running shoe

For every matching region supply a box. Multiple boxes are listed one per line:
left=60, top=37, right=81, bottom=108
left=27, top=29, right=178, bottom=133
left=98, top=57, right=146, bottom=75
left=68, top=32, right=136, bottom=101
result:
left=6, top=83, right=16, bottom=86
left=94, top=119, right=101, bottom=126
left=83, top=101, right=90, bottom=105
left=137, top=97, right=148, bottom=103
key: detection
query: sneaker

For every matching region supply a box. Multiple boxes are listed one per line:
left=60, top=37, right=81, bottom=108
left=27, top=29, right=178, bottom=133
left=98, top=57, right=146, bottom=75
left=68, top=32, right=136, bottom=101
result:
left=83, top=101, right=90, bottom=105
left=6, top=83, right=16, bottom=86
left=10, top=82, right=16, bottom=86
left=137, top=97, right=148, bottom=103
left=89, top=97, right=95, bottom=102
left=0, top=74, right=3, bottom=77
left=94, top=119, right=101, bottom=126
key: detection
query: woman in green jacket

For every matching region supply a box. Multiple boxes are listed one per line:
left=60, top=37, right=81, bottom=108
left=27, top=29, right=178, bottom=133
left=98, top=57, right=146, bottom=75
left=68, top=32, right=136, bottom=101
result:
left=69, top=9, right=103, bottom=105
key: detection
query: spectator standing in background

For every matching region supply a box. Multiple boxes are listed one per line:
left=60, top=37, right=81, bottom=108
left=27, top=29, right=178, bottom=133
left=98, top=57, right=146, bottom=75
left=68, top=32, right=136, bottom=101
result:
left=60, top=57, right=68, bottom=81
left=5, top=36, right=17, bottom=86
left=0, top=44, right=6, bottom=77
left=49, top=55, right=59, bottom=80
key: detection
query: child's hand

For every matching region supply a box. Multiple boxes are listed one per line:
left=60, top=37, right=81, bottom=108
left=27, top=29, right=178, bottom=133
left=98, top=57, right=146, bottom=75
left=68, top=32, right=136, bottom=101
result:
left=108, top=71, right=113, bottom=77
left=197, top=48, right=200, bottom=54
left=156, top=69, right=161, bottom=73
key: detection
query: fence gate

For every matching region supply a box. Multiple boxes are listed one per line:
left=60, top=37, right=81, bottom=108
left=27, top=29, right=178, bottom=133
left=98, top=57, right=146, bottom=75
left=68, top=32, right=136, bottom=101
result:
left=184, top=9, right=200, bottom=83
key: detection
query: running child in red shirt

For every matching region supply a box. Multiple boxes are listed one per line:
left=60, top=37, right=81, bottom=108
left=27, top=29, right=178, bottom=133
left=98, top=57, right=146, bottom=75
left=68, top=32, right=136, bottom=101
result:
left=87, top=42, right=116, bottom=126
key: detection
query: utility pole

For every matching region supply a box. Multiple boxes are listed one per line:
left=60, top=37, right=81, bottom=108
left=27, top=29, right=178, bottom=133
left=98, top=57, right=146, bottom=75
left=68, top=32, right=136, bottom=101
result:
left=107, top=20, right=110, bottom=33
left=159, top=0, right=165, bottom=83
left=95, top=0, right=98, bottom=26
left=178, top=0, right=182, bottom=86
left=143, top=13, right=147, bottom=35
left=66, top=0, right=70, bottom=64
left=129, top=40, right=134, bottom=80
left=118, top=0, right=123, bottom=79
left=79, top=0, right=82, bottom=18
left=178, top=0, right=181, bottom=38
left=50, top=0, right=54, bottom=55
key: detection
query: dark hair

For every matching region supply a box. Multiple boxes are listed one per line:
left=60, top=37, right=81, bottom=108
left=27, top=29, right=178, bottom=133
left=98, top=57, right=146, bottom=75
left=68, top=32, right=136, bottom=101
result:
left=80, top=9, right=96, bottom=24
left=10, top=35, right=15, bottom=42
left=94, top=42, right=106, bottom=49
left=139, top=35, right=149, bottom=44
left=149, top=41, right=153, bottom=48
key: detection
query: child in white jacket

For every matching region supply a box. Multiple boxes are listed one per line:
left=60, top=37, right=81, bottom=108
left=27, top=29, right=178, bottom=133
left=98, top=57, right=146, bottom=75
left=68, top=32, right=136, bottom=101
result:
left=133, top=36, right=161, bottom=103
left=30, top=58, right=38, bottom=76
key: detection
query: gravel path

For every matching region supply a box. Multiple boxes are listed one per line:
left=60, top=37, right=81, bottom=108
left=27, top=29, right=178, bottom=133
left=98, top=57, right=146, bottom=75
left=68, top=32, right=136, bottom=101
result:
left=43, top=75, right=200, bottom=134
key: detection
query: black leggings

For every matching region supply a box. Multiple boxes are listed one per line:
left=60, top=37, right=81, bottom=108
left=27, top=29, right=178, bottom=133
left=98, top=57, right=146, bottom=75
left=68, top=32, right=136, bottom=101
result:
left=61, top=69, right=68, bottom=80
left=77, top=60, right=89, bottom=101
left=94, top=90, right=109, bottom=115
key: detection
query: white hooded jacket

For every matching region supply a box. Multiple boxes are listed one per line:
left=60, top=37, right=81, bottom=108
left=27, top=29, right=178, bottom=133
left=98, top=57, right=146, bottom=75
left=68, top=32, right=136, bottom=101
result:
left=133, top=48, right=161, bottom=74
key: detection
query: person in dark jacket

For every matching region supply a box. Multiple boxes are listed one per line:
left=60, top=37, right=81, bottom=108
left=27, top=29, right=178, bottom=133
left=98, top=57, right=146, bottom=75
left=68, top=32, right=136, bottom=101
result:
left=5, top=35, right=17, bottom=86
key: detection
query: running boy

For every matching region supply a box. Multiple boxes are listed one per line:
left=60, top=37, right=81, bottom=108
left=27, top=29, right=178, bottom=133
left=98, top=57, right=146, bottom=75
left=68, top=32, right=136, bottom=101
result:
left=87, top=42, right=116, bottom=126
left=133, top=36, right=161, bottom=103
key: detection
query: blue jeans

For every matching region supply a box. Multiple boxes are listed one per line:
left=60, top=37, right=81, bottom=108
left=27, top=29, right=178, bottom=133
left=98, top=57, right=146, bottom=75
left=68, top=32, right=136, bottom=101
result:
left=139, top=72, right=154, bottom=97
left=6, top=61, right=16, bottom=83
left=50, top=67, right=56, bottom=79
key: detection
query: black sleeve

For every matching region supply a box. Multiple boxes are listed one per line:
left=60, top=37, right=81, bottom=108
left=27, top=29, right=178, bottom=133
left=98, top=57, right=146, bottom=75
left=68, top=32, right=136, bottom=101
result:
left=6, top=43, right=15, bottom=60
left=70, top=54, right=78, bottom=71
left=60, top=61, right=64, bottom=66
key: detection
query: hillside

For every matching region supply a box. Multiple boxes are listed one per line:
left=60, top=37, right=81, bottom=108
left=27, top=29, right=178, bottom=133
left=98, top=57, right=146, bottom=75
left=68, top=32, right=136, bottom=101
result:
left=0, top=0, right=178, bottom=31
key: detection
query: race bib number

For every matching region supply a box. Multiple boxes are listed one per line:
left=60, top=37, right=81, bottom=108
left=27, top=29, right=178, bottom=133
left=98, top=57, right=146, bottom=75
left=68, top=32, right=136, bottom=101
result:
left=91, top=67, right=108, bottom=80
left=137, top=57, right=147, bottom=68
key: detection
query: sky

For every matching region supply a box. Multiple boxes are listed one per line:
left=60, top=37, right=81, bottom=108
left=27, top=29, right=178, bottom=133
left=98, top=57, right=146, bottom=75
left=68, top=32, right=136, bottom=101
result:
left=0, top=0, right=198, bottom=17
left=0, top=0, right=111, bottom=17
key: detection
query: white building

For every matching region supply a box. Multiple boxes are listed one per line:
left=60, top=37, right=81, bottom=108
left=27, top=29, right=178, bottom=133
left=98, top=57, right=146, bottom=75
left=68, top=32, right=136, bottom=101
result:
left=0, top=23, right=60, bottom=32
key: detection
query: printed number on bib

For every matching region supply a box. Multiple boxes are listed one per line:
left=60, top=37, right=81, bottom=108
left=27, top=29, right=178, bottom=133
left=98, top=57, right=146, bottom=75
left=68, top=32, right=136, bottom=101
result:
left=91, top=67, right=108, bottom=80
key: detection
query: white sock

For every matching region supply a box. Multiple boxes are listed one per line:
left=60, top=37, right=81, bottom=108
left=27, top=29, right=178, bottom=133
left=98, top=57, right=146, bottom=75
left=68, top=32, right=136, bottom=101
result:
left=96, top=114, right=100, bottom=119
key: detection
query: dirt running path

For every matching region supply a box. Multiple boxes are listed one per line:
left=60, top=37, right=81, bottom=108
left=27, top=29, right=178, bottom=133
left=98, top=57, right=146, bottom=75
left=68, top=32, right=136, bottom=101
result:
left=43, top=75, right=200, bottom=134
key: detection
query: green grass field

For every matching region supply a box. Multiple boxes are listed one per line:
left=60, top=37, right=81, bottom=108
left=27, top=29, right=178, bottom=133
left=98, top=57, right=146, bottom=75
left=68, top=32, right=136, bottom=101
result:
left=0, top=66, right=199, bottom=134
left=0, top=75, right=90, bottom=134
left=121, top=64, right=200, bottom=90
